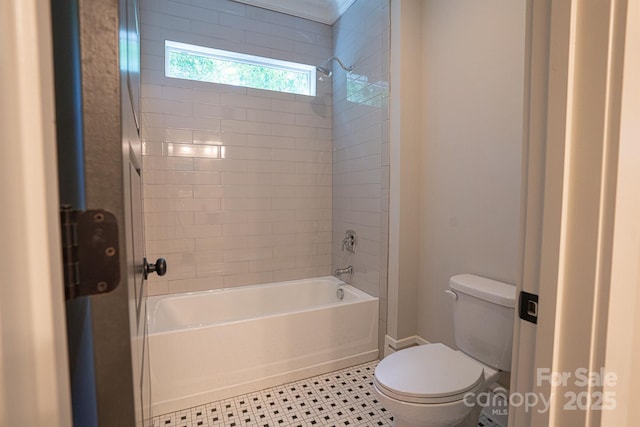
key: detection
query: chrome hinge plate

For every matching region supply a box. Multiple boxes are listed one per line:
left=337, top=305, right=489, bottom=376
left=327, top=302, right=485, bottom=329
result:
left=60, top=206, right=120, bottom=299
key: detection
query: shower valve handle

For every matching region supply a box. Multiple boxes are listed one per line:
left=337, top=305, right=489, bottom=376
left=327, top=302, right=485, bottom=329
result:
left=143, top=257, right=167, bottom=279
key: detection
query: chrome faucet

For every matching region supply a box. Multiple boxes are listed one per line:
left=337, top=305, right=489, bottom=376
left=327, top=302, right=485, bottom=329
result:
left=335, top=266, right=353, bottom=278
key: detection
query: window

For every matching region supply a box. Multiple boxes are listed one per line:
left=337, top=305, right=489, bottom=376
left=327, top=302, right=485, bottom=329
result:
left=165, top=40, right=316, bottom=96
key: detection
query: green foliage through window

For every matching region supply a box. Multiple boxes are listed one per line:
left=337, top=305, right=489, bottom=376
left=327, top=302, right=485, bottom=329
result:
left=165, top=41, right=316, bottom=96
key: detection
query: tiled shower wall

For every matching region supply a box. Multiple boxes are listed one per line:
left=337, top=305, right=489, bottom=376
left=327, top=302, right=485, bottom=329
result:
left=140, top=0, right=333, bottom=294
left=332, top=0, right=390, bottom=350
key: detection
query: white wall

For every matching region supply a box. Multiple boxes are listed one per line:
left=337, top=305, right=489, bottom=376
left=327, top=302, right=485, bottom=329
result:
left=387, top=0, right=422, bottom=342
left=140, top=0, right=334, bottom=294
left=416, top=0, right=526, bottom=345
left=332, top=0, right=390, bottom=350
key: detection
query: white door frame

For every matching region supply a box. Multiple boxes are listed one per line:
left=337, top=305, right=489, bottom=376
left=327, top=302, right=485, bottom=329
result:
left=0, top=0, right=72, bottom=425
left=601, top=0, right=640, bottom=423
left=511, top=0, right=638, bottom=425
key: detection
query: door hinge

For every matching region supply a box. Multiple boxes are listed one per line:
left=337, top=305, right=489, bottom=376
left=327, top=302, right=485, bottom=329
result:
left=519, top=291, right=539, bottom=324
left=60, top=206, right=120, bottom=300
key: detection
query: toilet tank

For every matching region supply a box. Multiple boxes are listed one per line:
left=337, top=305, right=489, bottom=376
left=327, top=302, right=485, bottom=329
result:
left=449, top=274, right=516, bottom=371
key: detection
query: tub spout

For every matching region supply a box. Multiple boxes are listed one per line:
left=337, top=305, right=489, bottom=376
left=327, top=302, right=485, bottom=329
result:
left=335, top=266, right=353, bottom=278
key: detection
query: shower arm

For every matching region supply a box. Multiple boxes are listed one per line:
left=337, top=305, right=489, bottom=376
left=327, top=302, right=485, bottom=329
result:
left=324, top=56, right=353, bottom=73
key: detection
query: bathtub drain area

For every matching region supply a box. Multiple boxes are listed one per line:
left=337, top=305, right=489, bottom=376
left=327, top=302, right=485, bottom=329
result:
left=152, top=360, right=504, bottom=427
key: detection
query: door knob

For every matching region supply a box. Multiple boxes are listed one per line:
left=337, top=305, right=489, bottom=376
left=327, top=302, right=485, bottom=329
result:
left=143, top=257, right=167, bottom=279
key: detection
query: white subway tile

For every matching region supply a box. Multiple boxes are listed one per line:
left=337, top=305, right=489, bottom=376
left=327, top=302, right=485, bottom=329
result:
left=271, top=173, right=314, bottom=186
left=163, top=171, right=220, bottom=185
left=221, top=92, right=272, bottom=110
left=223, top=247, right=272, bottom=263
left=272, top=244, right=315, bottom=259
left=176, top=224, right=222, bottom=238
left=190, top=20, right=245, bottom=43
left=221, top=119, right=271, bottom=135
left=295, top=162, right=331, bottom=175
left=220, top=13, right=270, bottom=34
left=196, top=261, right=248, bottom=276
left=160, top=86, right=196, bottom=102
left=246, top=31, right=294, bottom=52
left=351, top=197, right=381, bottom=213
left=165, top=143, right=220, bottom=158
left=144, top=184, right=193, bottom=199
left=140, top=0, right=388, bottom=292
left=175, top=198, right=221, bottom=212
left=146, top=279, right=169, bottom=296
left=192, top=130, right=223, bottom=145
left=246, top=6, right=295, bottom=27
left=141, top=53, right=163, bottom=71
left=294, top=138, right=331, bottom=152
left=295, top=112, right=331, bottom=129
left=222, top=222, right=272, bottom=237
left=141, top=10, right=190, bottom=31
left=222, top=198, right=271, bottom=211
left=143, top=198, right=176, bottom=212
left=195, top=249, right=223, bottom=264
left=144, top=212, right=180, bottom=226
left=167, top=276, right=223, bottom=293
left=194, top=158, right=247, bottom=172
left=246, top=134, right=295, bottom=149
left=271, top=149, right=316, bottom=163
left=273, top=268, right=318, bottom=283
left=221, top=132, right=248, bottom=146
left=190, top=0, right=245, bottom=15
left=271, top=187, right=296, bottom=199
left=248, top=258, right=295, bottom=273
left=223, top=271, right=273, bottom=287
left=196, top=236, right=248, bottom=251
left=246, top=109, right=294, bottom=125
left=296, top=254, right=331, bottom=268
left=141, top=83, right=162, bottom=99
left=222, top=146, right=271, bottom=160
left=248, top=160, right=296, bottom=174
left=193, top=103, right=247, bottom=120
left=221, top=172, right=271, bottom=185
left=142, top=141, right=163, bottom=156
left=193, top=185, right=223, bottom=199
left=269, top=24, right=315, bottom=44
left=146, top=239, right=195, bottom=254
left=159, top=1, right=220, bottom=23
left=165, top=115, right=221, bottom=132
left=191, top=90, right=221, bottom=105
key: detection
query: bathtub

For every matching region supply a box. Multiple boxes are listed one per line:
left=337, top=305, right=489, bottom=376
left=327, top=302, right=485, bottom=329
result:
left=147, top=276, right=379, bottom=414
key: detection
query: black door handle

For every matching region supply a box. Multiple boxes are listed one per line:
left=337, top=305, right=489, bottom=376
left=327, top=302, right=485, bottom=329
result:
left=143, top=257, right=167, bottom=280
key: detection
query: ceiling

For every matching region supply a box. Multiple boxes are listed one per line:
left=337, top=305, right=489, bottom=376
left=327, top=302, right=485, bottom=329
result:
left=232, top=0, right=357, bottom=25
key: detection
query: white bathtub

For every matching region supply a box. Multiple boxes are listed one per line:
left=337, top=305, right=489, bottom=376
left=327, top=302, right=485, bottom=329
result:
left=147, top=276, right=379, bottom=414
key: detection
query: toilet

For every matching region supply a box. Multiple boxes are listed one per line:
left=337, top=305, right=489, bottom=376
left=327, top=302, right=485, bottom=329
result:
left=374, top=274, right=516, bottom=427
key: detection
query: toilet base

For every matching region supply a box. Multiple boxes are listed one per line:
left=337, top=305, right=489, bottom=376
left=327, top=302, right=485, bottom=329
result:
left=391, top=405, right=482, bottom=427
left=374, top=382, right=481, bottom=427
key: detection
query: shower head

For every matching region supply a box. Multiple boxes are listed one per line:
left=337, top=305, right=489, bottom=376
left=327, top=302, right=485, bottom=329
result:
left=316, top=66, right=333, bottom=77
left=316, top=56, right=353, bottom=78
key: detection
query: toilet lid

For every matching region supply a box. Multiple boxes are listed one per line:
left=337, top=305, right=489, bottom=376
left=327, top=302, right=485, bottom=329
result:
left=374, top=343, right=485, bottom=404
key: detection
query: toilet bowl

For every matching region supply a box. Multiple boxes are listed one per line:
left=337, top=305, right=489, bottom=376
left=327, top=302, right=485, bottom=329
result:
left=374, top=344, right=499, bottom=427
left=374, top=274, right=515, bottom=427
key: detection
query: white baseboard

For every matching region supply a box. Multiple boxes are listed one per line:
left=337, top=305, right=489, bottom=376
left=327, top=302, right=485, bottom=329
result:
left=383, top=335, right=429, bottom=357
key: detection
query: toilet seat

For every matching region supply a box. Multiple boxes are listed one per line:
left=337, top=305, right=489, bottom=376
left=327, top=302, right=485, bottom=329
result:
left=374, top=343, right=486, bottom=404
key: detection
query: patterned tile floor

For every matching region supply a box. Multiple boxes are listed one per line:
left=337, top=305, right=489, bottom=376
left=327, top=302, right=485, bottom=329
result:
left=152, top=361, right=503, bottom=427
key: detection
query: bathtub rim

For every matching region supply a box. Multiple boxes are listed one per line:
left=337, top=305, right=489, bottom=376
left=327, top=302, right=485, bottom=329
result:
left=147, top=276, right=377, bottom=335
